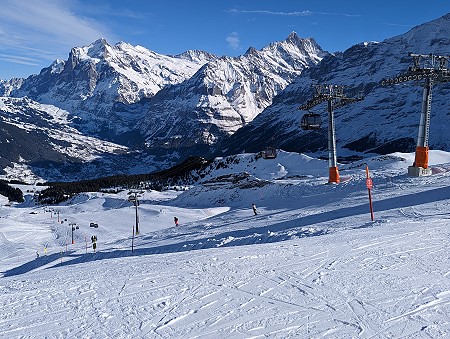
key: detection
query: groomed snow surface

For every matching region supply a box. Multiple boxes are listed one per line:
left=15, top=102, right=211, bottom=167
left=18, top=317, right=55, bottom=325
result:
left=1, top=150, right=450, bottom=338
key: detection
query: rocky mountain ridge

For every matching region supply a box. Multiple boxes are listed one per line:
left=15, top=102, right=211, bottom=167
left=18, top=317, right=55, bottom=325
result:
left=134, top=33, right=327, bottom=150
left=0, top=32, right=326, bottom=181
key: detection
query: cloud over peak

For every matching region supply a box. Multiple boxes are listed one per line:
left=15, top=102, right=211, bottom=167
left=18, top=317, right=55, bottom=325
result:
left=226, top=32, right=241, bottom=50
left=0, top=0, right=115, bottom=66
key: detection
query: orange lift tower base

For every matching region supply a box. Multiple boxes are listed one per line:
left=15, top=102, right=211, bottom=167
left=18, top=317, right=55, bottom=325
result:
left=409, top=146, right=431, bottom=176
left=409, top=77, right=433, bottom=176
left=329, top=167, right=340, bottom=184
left=381, top=53, right=450, bottom=177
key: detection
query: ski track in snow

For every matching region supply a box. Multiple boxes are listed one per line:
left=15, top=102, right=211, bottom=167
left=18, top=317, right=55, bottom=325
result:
left=0, top=151, right=450, bottom=338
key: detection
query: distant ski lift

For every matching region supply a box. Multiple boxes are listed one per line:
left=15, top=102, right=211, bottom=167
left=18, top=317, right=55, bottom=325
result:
left=301, top=112, right=322, bottom=130
left=262, top=147, right=277, bottom=159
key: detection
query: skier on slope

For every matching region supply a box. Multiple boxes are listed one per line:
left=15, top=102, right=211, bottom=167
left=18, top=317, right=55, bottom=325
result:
left=174, top=216, right=179, bottom=226
left=252, top=203, right=258, bottom=216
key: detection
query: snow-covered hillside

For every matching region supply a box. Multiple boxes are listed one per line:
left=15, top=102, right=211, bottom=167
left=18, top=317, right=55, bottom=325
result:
left=1, top=150, right=449, bottom=337
left=0, top=96, right=132, bottom=182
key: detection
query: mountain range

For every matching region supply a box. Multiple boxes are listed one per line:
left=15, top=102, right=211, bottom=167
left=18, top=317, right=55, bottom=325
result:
left=220, top=13, right=450, bottom=158
left=1, top=13, right=450, bottom=182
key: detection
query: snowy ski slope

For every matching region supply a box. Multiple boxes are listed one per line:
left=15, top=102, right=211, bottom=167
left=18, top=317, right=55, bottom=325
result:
left=0, top=150, right=449, bottom=338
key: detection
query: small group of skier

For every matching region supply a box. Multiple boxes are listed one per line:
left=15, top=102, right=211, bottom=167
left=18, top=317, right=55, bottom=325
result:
left=91, top=235, right=97, bottom=252
left=36, top=204, right=260, bottom=259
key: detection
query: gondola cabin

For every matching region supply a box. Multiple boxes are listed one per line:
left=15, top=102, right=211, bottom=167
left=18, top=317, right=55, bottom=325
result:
left=262, top=147, right=277, bottom=159
left=301, top=113, right=322, bottom=130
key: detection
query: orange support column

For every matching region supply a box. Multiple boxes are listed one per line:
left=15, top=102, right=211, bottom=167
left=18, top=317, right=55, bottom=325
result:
left=414, top=146, right=429, bottom=169
left=329, top=166, right=340, bottom=184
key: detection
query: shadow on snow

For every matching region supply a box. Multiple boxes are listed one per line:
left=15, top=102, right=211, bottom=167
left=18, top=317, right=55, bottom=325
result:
left=3, top=185, right=450, bottom=277
left=2, top=251, right=75, bottom=277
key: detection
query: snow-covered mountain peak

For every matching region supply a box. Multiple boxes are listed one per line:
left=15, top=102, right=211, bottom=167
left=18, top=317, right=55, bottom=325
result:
left=0, top=77, right=24, bottom=96
left=115, top=40, right=135, bottom=49
left=72, top=37, right=111, bottom=62
left=285, top=31, right=310, bottom=45
left=8, top=38, right=216, bottom=130
left=262, top=32, right=327, bottom=65
left=244, top=46, right=258, bottom=57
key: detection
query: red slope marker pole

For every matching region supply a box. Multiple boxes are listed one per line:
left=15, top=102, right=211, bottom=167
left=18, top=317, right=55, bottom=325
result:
left=365, top=165, right=374, bottom=221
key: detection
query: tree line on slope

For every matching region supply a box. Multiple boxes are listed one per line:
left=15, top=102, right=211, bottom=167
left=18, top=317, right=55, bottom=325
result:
left=0, top=179, right=25, bottom=203
left=37, top=156, right=211, bottom=205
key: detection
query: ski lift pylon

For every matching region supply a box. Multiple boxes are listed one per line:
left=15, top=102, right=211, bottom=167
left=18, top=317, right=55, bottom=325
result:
left=301, top=112, right=322, bottom=130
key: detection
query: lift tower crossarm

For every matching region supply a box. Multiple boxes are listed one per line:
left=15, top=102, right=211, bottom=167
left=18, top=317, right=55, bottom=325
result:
left=381, top=53, right=450, bottom=176
left=381, top=54, right=450, bottom=85
left=298, top=84, right=363, bottom=184
left=298, top=94, right=328, bottom=111
left=299, top=85, right=363, bottom=110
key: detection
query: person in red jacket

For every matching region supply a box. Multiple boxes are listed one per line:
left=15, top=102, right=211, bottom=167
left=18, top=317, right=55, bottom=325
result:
left=174, top=216, right=179, bottom=226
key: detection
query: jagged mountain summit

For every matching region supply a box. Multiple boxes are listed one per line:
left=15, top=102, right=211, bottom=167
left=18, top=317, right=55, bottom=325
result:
left=219, top=13, right=450, bottom=159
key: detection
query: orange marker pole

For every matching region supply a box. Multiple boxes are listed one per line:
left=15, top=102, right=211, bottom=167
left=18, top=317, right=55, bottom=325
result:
left=365, top=166, right=374, bottom=221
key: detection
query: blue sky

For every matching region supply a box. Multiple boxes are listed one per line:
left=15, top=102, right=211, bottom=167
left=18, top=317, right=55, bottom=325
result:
left=1, top=0, right=450, bottom=79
